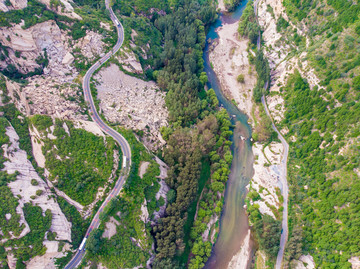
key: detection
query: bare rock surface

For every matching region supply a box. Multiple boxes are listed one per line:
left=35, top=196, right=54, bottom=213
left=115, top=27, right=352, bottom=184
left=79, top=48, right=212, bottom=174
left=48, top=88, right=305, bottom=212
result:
left=292, top=255, right=316, bottom=269
left=152, top=157, right=169, bottom=221
left=2, top=125, right=71, bottom=267
left=117, top=48, right=143, bottom=74
left=139, top=161, right=150, bottom=179
left=0, top=20, right=76, bottom=76
left=349, top=257, right=360, bottom=269
left=3, top=125, right=72, bottom=241
left=95, top=64, right=168, bottom=151
left=0, top=0, right=27, bottom=12
left=258, top=0, right=320, bottom=124
left=27, top=241, right=71, bottom=269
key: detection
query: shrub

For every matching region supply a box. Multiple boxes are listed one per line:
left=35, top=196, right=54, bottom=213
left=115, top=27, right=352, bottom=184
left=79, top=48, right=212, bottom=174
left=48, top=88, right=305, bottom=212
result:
left=237, top=74, right=245, bottom=83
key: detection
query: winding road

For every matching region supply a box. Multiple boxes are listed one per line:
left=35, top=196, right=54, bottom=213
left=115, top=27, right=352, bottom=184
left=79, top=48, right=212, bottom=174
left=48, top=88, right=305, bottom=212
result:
left=65, top=1, right=131, bottom=268
left=253, top=0, right=289, bottom=268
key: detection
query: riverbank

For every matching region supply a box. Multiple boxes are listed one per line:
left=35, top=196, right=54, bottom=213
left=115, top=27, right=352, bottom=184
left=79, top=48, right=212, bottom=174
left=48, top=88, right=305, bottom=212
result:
left=208, top=0, right=287, bottom=267
left=209, top=18, right=257, bottom=124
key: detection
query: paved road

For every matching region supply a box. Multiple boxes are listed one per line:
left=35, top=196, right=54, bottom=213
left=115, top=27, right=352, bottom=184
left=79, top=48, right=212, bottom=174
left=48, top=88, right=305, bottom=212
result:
left=253, top=1, right=289, bottom=268
left=65, top=1, right=131, bottom=268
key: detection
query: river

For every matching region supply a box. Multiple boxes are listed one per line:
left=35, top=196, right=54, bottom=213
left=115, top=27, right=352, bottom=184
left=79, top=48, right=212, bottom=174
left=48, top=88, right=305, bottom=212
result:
left=203, top=1, right=255, bottom=268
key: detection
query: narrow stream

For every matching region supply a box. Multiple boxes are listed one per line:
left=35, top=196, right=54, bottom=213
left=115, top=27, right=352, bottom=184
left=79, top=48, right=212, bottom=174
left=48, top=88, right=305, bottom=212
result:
left=204, top=2, right=254, bottom=268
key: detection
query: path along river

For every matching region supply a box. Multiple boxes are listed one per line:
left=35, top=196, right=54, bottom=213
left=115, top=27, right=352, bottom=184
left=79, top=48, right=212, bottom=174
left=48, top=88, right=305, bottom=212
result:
left=204, top=1, right=255, bottom=268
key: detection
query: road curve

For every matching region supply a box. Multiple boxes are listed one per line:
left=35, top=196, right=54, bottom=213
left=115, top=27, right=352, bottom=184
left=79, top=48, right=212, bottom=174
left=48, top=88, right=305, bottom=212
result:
left=65, top=1, right=131, bottom=268
left=253, top=0, right=289, bottom=267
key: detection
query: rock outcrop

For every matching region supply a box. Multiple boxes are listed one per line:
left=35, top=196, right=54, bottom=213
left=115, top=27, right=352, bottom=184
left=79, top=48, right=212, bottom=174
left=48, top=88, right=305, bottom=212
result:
left=3, top=125, right=72, bottom=242
left=2, top=124, right=72, bottom=268
left=0, top=20, right=76, bottom=76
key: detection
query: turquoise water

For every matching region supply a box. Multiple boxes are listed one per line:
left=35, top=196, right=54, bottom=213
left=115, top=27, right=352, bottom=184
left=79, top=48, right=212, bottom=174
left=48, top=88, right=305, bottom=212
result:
left=204, top=1, right=254, bottom=268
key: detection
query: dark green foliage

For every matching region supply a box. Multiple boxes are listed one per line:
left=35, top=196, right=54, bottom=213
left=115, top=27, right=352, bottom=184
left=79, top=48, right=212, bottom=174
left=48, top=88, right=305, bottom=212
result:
left=154, top=0, right=217, bottom=125
left=238, top=1, right=259, bottom=44
left=32, top=117, right=116, bottom=205
left=352, top=75, right=360, bottom=91
left=113, top=0, right=169, bottom=16
left=93, top=128, right=153, bottom=268
left=0, top=117, right=9, bottom=167
left=87, top=229, right=102, bottom=254
left=253, top=50, right=270, bottom=102
left=0, top=0, right=73, bottom=29
left=0, top=171, right=23, bottom=241
left=248, top=205, right=281, bottom=259
left=57, top=197, right=89, bottom=248
left=223, top=0, right=241, bottom=11
left=30, top=115, right=53, bottom=131
left=276, top=16, right=289, bottom=32
left=3, top=204, right=52, bottom=266
left=166, top=189, right=176, bottom=204
left=120, top=16, right=163, bottom=78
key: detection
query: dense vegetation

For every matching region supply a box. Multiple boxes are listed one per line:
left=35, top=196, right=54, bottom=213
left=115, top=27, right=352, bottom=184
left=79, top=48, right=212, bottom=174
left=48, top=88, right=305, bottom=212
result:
left=31, top=116, right=117, bottom=205
left=2, top=203, right=52, bottom=268
left=86, top=128, right=155, bottom=268
left=274, top=0, right=360, bottom=267
left=280, top=71, right=360, bottom=268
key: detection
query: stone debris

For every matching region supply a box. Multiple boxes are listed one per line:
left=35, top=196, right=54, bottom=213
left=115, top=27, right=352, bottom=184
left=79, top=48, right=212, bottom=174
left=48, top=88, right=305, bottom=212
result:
left=95, top=64, right=168, bottom=151
left=249, top=142, right=283, bottom=218
left=152, top=157, right=169, bottom=221
left=74, top=31, right=106, bottom=60
left=23, top=76, right=87, bottom=120
left=0, top=20, right=76, bottom=76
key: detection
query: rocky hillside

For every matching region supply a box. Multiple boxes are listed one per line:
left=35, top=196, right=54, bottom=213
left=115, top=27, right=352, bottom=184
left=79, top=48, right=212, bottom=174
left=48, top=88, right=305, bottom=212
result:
left=0, top=0, right=170, bottom=267
left=250, top=0, right=360, bottom=267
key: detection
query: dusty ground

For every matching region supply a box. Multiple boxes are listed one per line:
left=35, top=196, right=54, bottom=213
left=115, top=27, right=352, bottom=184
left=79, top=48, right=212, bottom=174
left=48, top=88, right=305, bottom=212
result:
left=139, top=161, right=150, bottom=179
left=349, top=257, right=360, bottom=269
left=250, top=142, right=283, bottom=218
left=227, top=229, right=252, bottom=269
left=95, top=64, right=168, bottom=151
left=209, top=19, right=257, bottom=123
left=102, top=217, right=120, bottom=239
